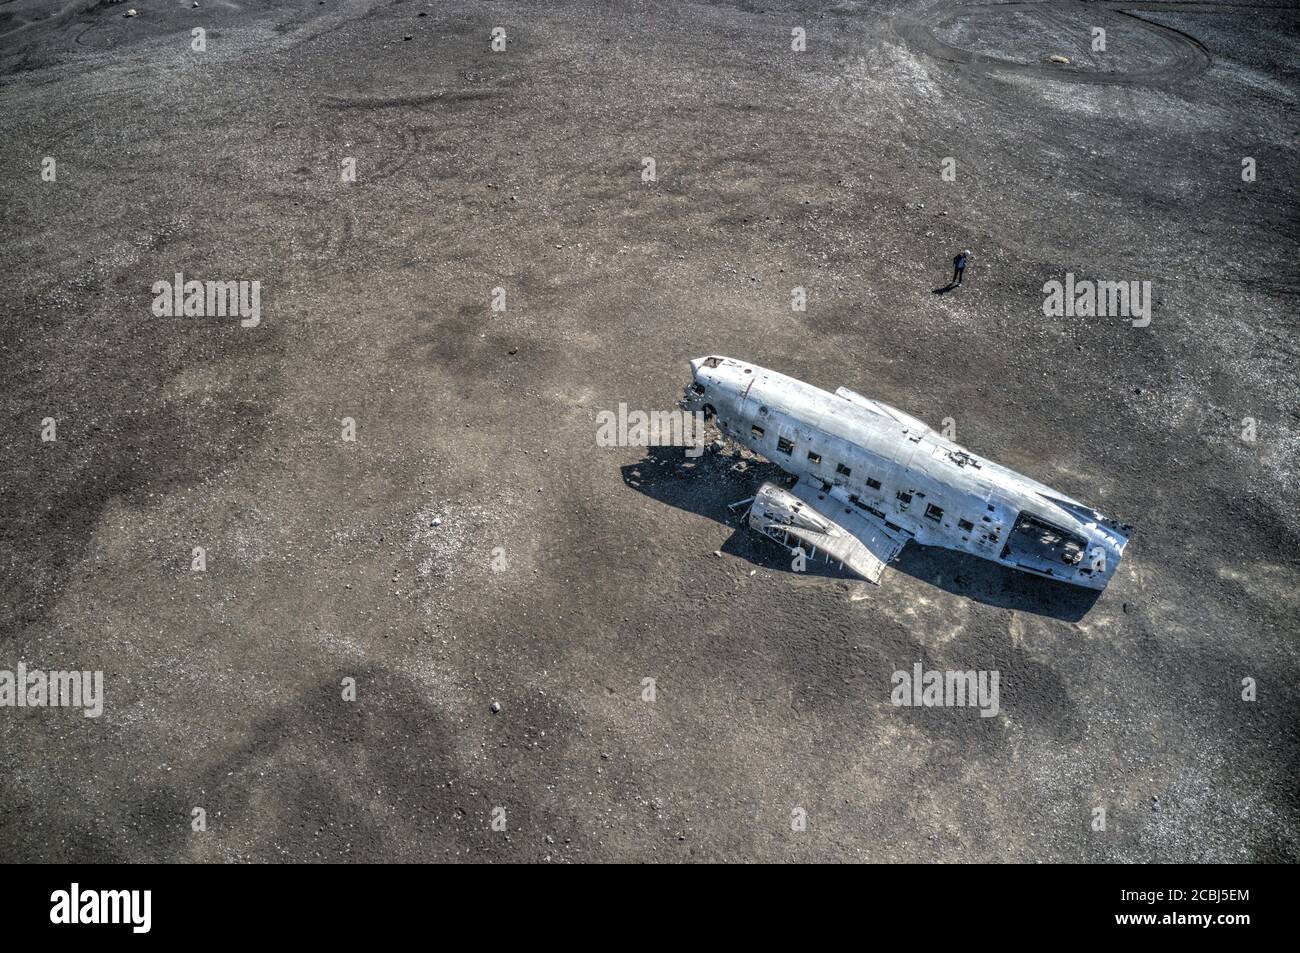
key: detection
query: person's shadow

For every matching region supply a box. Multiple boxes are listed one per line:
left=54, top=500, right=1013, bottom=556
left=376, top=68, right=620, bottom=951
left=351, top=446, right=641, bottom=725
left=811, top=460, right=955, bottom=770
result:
left=621, top=444, right=1102, bottom=621
left=933, top=280, right=959, bottom=294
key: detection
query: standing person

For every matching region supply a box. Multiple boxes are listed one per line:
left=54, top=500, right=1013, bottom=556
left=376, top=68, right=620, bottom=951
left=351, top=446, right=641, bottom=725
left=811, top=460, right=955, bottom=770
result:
left=952, top=249, right=971, bottom=286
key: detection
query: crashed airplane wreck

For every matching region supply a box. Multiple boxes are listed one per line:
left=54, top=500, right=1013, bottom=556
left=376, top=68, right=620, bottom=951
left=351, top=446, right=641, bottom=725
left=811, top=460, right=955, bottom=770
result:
left=681, top=357, right=1132, bottom=590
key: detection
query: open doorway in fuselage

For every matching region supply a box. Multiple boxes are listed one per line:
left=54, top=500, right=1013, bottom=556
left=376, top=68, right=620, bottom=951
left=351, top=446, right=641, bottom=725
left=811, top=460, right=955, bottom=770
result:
left=999, top=512, right=1087, bottom=579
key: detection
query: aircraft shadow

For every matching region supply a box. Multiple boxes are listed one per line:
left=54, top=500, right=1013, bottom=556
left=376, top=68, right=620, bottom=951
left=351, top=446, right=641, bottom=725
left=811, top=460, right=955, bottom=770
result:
left=621, top=444, right=1102, bottom=621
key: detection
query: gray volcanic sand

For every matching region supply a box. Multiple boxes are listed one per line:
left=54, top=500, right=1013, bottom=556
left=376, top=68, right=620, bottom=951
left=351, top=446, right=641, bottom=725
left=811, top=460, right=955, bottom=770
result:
left=0, top=0, right=1296, bottom=861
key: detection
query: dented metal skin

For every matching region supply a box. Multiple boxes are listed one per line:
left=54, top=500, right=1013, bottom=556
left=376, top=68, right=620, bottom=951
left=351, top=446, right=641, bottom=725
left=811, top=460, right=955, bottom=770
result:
left=682, top=356, right=1132, bottom=590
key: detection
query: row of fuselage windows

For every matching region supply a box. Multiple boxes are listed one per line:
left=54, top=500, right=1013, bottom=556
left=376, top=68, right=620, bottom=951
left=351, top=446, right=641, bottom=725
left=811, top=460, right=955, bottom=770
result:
left=751, top=423, right=979, bottom=535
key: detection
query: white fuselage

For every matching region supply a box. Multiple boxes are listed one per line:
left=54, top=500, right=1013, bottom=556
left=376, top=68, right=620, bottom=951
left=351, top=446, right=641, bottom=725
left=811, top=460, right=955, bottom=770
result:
left=682, top=356, right=1131, bottom=590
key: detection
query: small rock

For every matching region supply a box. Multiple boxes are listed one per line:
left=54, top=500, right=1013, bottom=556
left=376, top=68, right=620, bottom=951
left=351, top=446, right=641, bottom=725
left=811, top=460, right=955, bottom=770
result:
left=490, top=701, right=501, bottom=714
left=124, top=8, right=138, bottom=16
left=1049, top=54, right=1070, bottom=64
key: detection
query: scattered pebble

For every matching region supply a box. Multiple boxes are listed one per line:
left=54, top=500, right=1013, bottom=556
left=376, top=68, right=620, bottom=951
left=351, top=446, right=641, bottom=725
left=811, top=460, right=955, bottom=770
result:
left=490, top=701, right=501, bottom=713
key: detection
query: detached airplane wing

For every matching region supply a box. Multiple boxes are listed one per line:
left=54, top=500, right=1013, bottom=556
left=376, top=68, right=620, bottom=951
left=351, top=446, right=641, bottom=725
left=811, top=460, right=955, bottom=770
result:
left=747, top=480, right=908, bottom=584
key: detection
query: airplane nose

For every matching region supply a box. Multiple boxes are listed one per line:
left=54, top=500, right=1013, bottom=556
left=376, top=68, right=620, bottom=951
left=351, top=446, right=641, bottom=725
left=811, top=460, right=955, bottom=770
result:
left=689, top=356, right=708, bottom=378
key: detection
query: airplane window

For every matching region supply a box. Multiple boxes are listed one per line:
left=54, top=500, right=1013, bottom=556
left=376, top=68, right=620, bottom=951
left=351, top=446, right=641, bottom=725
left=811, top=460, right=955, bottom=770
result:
left=866, top=478, right=881, bottom=490
left=958, top=518, right=974, bottom=532
left=752, top=425, right=765, bottom=438
left=807, top=451, right=822, bottom=464
left=925, top=504, right=944, bottom=522
left=777, top=437, right=794, bottom=455
left=836, top=463, right=851, bottom=477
